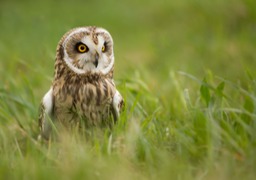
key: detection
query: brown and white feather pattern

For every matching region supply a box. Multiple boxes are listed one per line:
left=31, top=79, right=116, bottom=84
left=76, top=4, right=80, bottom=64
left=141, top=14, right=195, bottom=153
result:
left=38, top=26, right=124, bottom=140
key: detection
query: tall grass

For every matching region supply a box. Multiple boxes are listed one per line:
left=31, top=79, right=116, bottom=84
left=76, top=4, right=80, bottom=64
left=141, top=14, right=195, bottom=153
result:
left=0, top=70, right=255, bottom=179
left=0, top=0, right=256, bottom=179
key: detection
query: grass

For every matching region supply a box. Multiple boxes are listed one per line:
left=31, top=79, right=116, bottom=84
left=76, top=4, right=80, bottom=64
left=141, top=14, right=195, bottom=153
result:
left=1, top=0, right=256, bottom=179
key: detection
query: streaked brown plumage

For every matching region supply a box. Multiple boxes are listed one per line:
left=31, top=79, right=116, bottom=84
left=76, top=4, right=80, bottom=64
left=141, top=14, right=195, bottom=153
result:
left=38, top=26, right=124, bottom=140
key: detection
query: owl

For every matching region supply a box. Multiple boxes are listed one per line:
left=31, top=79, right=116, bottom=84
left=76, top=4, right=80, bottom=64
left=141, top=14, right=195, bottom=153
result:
left=38, top=26, right=124, bottom=140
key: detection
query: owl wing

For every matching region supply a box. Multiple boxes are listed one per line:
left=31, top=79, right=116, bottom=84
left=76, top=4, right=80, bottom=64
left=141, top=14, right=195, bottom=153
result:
left=112, top=90, right=124, bottom=121
left=38, top=87, right=54, bottom=140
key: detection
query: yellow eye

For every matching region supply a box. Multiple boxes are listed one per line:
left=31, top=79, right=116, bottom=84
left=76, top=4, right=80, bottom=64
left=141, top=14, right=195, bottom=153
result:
left=102, top=45, right=106, bottom=52
left=77, top=43, right=88, bottom=53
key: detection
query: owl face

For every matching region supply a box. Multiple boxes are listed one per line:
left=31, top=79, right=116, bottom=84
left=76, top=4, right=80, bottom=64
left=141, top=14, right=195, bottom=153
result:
left=61, top=26, right=114, bottom=75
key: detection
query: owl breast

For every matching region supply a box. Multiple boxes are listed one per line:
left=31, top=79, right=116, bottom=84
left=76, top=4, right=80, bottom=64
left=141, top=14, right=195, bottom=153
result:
left=52, top=74, right=116, bottom=127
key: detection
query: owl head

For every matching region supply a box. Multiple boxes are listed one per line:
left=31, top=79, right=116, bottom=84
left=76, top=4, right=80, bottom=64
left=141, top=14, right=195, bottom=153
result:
left=56, top=26, right=114, bottom=75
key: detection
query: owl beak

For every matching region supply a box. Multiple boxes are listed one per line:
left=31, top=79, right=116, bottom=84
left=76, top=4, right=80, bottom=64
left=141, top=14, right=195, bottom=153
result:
left=93, top=52, right=99, bottom=67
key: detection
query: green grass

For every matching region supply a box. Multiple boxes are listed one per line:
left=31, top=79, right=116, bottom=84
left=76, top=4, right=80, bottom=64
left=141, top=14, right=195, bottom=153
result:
left=1, top=0, right=256, bottom=179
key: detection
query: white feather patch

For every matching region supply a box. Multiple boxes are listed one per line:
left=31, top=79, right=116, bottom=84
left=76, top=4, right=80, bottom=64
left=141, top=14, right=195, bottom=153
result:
left=63, top=54, right=85, bottom=74
left=43, top=87, right=53, bottom=114
left=102, top=55, right=114, bottom=75
left=112, top=90, right=123, bottom=117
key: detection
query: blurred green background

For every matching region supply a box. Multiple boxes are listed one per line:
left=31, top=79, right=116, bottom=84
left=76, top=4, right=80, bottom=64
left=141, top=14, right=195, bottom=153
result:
left=1, top=0, right=256, bottom=97
left=1, top=0, right=256, bottom=179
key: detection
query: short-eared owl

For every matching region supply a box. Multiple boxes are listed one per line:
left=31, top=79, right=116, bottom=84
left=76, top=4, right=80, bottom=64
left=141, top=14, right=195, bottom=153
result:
left=38, top=26, right=124, bottom=140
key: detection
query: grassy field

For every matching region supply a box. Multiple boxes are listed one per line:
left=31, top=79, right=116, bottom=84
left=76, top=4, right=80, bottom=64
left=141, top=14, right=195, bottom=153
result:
left=1, top=0, right=256, bottom=179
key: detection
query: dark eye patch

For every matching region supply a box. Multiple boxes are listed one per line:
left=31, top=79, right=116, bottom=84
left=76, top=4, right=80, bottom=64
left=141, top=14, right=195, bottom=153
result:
left=103, top=42, right=108, bottom=51
left=75, top=42, right=89, bottom=53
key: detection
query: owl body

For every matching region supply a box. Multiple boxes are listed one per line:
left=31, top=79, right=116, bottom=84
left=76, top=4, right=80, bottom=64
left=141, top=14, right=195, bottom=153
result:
left=53, top=68, right=116, bottom=127
left=39, top=26, right=124, bottom=140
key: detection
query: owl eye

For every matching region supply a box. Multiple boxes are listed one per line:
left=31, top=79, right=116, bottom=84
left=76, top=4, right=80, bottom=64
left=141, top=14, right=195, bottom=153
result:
left=102, top=44, right=106, bottom=52
left=102, top=42, right=108, bottom=52
left=76, top=43, right=88, bottom=53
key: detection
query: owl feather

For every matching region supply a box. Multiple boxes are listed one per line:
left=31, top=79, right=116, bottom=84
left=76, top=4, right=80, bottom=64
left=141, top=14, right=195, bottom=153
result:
left=38, top=26, right=124, bottom=140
